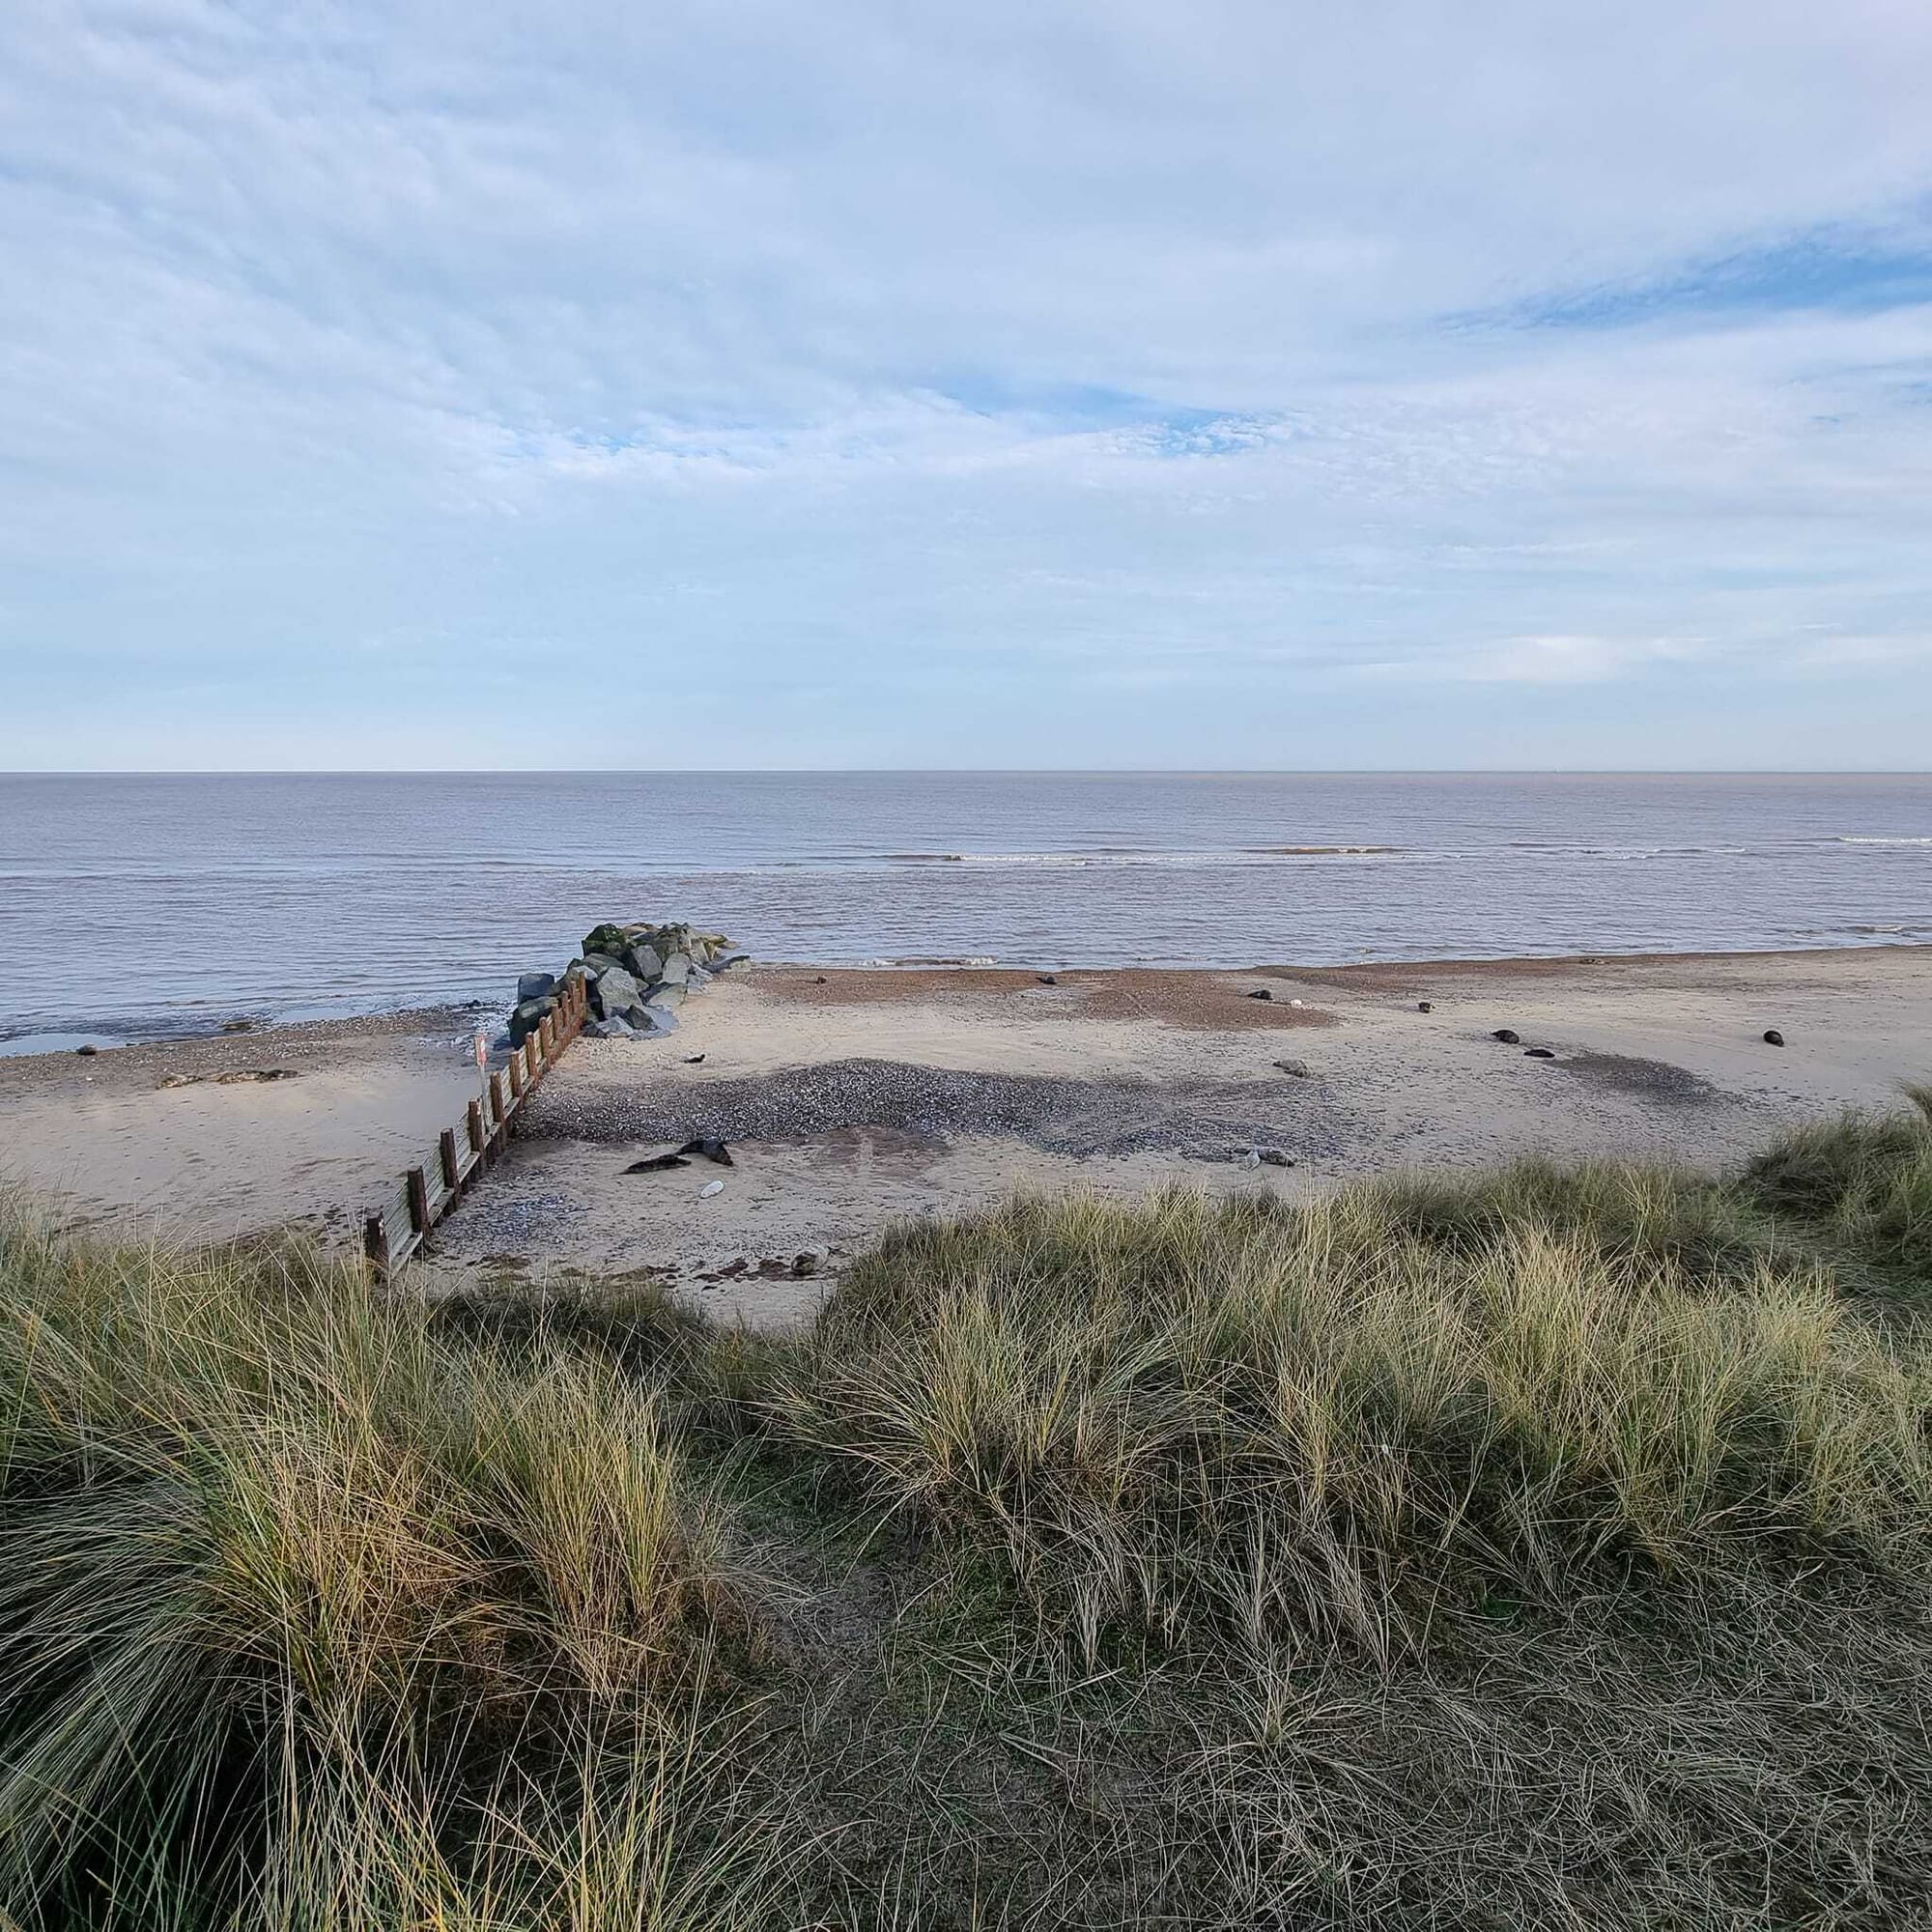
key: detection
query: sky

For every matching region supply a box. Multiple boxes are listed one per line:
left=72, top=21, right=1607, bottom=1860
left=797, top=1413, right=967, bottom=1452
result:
left=3, top=1, right=1931, bottom=770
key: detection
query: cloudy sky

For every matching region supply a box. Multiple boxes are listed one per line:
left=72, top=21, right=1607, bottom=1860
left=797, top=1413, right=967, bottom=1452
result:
left=4, top=0, right=1930, bottom=769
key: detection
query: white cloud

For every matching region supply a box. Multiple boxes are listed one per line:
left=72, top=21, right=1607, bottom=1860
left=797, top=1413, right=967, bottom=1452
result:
left=1, top=0, right=1930, bottom=765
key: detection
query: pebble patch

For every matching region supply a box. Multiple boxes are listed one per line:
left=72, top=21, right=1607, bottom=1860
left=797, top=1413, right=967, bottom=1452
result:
left=1558, top=1053, right=1724, bottom=1105
left=525, top=1056, right=1351, bottom=1161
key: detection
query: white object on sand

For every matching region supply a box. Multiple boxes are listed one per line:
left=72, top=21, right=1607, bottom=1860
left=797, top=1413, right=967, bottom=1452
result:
left=699, top=1179, right=724, bottom=1198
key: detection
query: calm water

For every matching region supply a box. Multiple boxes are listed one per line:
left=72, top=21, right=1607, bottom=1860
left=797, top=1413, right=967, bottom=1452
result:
left=2, top=772, right=1929, bottom=1040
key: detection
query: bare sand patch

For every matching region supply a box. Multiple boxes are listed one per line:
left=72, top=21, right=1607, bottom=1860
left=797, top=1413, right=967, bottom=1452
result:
left=0, top=1009, right=486, bottom=1241
left=762, top=964, right=1339, bottom=1029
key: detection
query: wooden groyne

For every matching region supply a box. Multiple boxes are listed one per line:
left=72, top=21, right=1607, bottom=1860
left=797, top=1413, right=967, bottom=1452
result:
left=360, top=976, right=588, bottom=1281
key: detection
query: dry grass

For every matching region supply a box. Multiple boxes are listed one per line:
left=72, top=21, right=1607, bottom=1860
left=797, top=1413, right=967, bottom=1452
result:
left=770, top=1184, right=1929, bottom=1666
left=6, top=1093, right=1932, bottom=1927
left=0, top=1217, right=780, bottom=1929
left=1742, top=1081, right=1932, bottom=1281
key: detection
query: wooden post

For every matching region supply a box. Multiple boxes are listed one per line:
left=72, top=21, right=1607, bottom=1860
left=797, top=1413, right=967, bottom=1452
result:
left=405, top=1165, right=430, bottom=1234
left=440, top=1127, right=460, bottom=1192
left=467, top=1098, right=485, bottom=1155
left=508, top=1048, right=526, bottom=1100
left=489, top=1070, right=506, bottom=1127
left=363, top=1212, right=390, bottom=1281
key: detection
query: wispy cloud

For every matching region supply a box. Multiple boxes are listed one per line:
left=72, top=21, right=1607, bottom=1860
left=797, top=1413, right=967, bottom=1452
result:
left=1462, top=219, right=1932, bottom=333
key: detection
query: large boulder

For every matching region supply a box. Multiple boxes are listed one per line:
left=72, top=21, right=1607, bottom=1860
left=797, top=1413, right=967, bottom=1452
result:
left=657, top=950, right=692, bottom=988
left=588, top=964, right=642, bottom=1020
left=581, top=923, right=633, bottom=958
left=508, top=995, right=555, bottom=1047
left=622, top=941, right=663, bottom=982
left=517, top=970, right=556, bottom=1005
left=645, top=980, right=687, bottom=1009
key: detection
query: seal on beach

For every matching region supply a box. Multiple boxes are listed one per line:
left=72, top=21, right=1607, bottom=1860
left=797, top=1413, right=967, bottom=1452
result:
left=1247, top=988, right=1273, bottom=1001
left=1492, top=1028, right=1520, bottom=1044
left=1524, top=1046, right=1555, bottom=1059
left=1763, top=1029, right=1785, bottom=1046
left=1417, top=1001, right=1432, bottom=1012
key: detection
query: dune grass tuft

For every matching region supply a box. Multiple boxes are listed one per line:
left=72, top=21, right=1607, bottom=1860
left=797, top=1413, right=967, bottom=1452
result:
left=0, top=1211, right=778, bottom=1930
left=1742, top=1082, right=1932, bottom=1280
left=770, top=1184, right=1929, bottom=1662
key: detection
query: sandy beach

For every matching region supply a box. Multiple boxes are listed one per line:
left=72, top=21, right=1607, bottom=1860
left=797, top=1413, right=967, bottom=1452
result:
left=0, top=1007, right=491, bottom=1245
left=4, top=946, right=1929, bottom=1322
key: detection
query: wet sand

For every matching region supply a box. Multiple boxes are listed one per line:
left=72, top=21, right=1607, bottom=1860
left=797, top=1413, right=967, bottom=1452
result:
left=5, top=951, right=1930, bottom=1324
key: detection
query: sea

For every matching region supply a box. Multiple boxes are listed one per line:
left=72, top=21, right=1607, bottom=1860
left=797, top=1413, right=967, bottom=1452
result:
left=2, top=772, right=1928, bottom=1047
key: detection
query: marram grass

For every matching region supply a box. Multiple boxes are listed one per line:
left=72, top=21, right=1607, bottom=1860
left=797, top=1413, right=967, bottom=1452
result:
left=5, top=1089, right=1932, bottom=1928
left=775, top=1182, right=1930, bottom=1662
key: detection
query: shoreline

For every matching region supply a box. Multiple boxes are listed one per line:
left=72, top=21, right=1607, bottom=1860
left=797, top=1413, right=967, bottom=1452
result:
left=6, top=940, right=1932, bottom=1056
left=7, top=946, right=1931, bottom=1324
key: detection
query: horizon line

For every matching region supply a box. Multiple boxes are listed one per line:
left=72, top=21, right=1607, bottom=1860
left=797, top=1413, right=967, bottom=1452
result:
left=2, top=766, right=1931, bottom=781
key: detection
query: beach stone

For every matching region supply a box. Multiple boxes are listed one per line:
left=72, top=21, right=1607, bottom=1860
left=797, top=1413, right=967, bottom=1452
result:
left=1763, top=1029, right=1785, bottom=1046
left=76, top=1043, right=99, bottom=1056
left=588, top=965, right=642, bottom=1020
left=508, top=995, right=556, bottom=1047
left=1492, top=1028, right=1520, bottom=1044
left=582, top=923, right=632, bottom=958
left=517, top=971, right=557, bottom=1005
